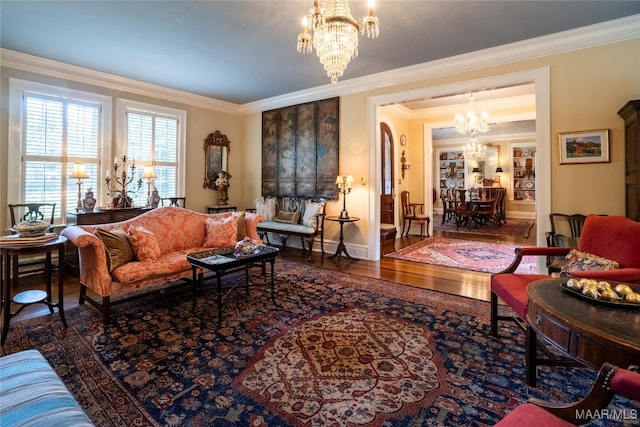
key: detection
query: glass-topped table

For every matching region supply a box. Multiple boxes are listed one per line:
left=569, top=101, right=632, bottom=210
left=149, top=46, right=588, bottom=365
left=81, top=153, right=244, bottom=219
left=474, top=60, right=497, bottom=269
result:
left=187, top=245, right=279, bottom=323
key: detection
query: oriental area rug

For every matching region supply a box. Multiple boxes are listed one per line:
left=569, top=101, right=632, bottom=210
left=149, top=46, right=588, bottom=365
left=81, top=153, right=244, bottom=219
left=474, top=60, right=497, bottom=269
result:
left=3, top=260, right=634, bottom=426
left=432, top=215, right=535, bottom=238
left=386, top=237, right=538, bottom=273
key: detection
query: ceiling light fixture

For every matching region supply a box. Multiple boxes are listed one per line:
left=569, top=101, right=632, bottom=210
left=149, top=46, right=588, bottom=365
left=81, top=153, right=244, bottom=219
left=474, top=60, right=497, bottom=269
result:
left=297, top=0, right=379, bottom=84
left=454, top=93, right=490, bottom=137
left=454, top=93, right=491, bottom=160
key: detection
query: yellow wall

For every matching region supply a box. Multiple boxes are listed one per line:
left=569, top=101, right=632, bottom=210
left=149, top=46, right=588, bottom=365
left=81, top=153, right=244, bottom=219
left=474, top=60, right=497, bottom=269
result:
left=241, top=39, right=639, bottom=254
left=0, top=68, right=243, bottom=229
left=1, top=38, right=639, bottom=257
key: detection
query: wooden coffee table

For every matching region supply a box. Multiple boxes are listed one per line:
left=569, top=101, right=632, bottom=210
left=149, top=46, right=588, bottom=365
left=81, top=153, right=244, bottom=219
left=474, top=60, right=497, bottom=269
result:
left=526, top=278, right=640, bottom=386
left=187, top=246, right=279, bottom=323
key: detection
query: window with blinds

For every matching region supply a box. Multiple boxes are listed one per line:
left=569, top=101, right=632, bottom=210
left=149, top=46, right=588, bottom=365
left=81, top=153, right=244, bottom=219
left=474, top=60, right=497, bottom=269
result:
left=22, top=93, right=101, bottom=218
left=122, top=102, right=183, bottom=207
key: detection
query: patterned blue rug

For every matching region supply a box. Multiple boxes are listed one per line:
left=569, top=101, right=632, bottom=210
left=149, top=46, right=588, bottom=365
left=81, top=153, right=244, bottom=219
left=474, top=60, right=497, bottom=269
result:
left=3, top=259, right=636, bottom=426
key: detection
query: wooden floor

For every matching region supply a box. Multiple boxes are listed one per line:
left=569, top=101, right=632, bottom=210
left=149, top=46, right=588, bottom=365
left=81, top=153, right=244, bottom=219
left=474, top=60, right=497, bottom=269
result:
left=2, top=225, right=535, bottom=329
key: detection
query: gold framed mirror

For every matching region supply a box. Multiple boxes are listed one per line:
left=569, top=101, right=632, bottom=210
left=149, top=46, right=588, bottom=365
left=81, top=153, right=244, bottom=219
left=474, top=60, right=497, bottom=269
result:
left=203, top=130, right=231, bottom=190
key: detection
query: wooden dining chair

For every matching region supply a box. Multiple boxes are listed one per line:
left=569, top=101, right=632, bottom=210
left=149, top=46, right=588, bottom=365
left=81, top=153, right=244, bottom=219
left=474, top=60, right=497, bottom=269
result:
left=440, top=188, right=458, bottom=224
left=400, top=191, right=430, bottom=237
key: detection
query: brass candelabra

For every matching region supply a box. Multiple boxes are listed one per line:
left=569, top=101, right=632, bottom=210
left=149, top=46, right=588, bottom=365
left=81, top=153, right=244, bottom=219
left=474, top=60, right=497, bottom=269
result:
left=104, top=155, right=142, bottom=208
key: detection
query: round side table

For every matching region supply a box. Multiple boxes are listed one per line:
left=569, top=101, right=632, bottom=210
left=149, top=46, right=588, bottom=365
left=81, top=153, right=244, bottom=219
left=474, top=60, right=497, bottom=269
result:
left=325, top=216, right=360, bottom=260
left=1, top=235, right=68, bottom=345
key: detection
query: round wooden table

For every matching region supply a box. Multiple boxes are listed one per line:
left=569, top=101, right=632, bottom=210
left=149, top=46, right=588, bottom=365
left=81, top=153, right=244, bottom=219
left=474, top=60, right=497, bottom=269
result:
left=526, top=278, right=640, bottom=386
left=326, top=216, right=360, bottom=260
left=1, top=236, right=67, bottom=345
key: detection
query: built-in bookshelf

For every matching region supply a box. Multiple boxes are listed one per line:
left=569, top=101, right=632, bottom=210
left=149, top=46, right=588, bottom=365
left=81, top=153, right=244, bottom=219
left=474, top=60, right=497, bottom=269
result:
left=438, top=149, right=466, bottom=190
left=511, top=144, right=536, bottom=202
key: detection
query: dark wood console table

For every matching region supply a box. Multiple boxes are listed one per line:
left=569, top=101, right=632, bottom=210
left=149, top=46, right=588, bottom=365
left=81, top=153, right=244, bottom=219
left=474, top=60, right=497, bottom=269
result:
left=526, top=278, right=640, bottom=387
left=65, top=207, right=150, bottom=275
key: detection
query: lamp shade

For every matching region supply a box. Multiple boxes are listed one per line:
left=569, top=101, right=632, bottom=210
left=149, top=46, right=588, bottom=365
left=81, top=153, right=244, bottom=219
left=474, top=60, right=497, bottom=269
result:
left=142, top=165, right=157, bottom=179
left=496, top=167, right=504, bottom=173
left=70, top=163, right=90, bottom=179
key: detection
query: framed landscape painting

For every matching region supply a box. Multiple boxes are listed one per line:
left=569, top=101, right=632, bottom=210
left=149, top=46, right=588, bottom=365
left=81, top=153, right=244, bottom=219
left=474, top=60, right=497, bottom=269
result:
left=559, top=129, right=610, bottom=164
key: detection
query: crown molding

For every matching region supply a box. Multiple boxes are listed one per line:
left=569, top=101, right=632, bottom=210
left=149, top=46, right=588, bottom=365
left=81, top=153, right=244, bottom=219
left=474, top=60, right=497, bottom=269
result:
left=0, top=49, right=242, bottom=114
left=2, top=14, right=638, bottom=116
left=242, top=14, right=639, bottom=114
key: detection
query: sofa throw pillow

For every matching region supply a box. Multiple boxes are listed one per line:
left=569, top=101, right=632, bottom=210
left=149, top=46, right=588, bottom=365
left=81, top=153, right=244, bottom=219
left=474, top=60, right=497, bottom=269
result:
left=95, top=227, right=135, bottom=271
left=234, top=211, right=246, bottom=240
left=127, top=225, right=162, bottom=263
left=255, top=197, right=277, bottom=222
left=275, top=210, right=301, bottom=224
left=303, top=200, right=325, bottom=229
left=560, top=249, right=620, bottom=274
left=204, top=215, right=238, bottom=248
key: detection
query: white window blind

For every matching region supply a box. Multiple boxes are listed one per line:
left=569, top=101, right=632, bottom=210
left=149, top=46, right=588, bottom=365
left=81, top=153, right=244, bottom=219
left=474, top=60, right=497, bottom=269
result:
left=125, top=109, right=180, bottom=207
left=22, top=93, right=101, bottom=220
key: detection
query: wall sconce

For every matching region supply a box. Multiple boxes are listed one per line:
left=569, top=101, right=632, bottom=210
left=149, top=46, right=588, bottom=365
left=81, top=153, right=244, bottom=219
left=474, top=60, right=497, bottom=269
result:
left=336, top=175, right=354, bottom=219
left=472, top=167, right=480, bottom=188
left=69, top=163, right=90, bottom=212
left=142, top=165, right=157, bottom=206
left=495, top=166, right=503, bottom=188
left=400, top=150, right=411, bottom=179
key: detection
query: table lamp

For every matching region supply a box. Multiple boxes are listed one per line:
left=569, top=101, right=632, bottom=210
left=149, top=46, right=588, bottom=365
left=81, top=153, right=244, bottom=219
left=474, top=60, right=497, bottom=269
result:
left=472, top=167, right=480, bottom=188
left=336, top=175, right=354, bottom=219
left=142, top=165, right=157, bottom=206
left=496, top=166, right=503, bottom=187
left=70, top=163, right=90, bottom=212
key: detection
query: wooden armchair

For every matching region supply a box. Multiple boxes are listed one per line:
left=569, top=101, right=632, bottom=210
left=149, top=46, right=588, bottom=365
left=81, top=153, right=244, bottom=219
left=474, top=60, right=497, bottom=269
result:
left=161, top=197, right=186, bottom=208
left=7, top=203, right=57, bottom=277
left=400, top=191, right=430, bottom=237
left=380, top=209, right=397, bottom=255
left=545, top=213, right=587, bottom=273
left=494, top=363, right=640, bottom=426
left=8, top=203, right=56, bottom=230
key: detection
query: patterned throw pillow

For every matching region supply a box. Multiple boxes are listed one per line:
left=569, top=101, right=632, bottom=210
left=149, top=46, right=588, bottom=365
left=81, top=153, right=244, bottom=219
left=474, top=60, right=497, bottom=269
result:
left=302, top=200, right=325, bottom=228
left=275, top=210, right=301, bottom=224
left=560, top=249, right=619, bottom=274
left=127, top=225, right=162, bottom=263
left=204, top=215, right=238, bottom=248
left=95, top=227, right=135, bottom=271
left=255, top=198, right=277, bottom=222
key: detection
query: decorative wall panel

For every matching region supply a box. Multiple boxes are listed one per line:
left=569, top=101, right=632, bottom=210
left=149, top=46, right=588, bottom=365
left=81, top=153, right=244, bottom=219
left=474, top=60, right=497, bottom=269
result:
left=262, top=97, right=339, bottom=199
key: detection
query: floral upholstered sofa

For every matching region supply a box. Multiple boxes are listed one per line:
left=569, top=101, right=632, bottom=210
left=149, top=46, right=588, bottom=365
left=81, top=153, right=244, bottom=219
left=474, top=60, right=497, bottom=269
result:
left=61, top=206, right=263, bottom=323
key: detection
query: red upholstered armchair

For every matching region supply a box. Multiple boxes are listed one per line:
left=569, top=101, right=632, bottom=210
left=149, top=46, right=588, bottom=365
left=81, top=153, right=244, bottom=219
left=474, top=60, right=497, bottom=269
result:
left=490, top=215, right=640, bottom=384
left=494, top=363, right=640, bottom=426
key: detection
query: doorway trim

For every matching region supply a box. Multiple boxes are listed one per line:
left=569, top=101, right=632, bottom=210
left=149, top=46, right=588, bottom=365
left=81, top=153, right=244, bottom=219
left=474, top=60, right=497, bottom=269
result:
left=367, top=67, right=550, bottom=268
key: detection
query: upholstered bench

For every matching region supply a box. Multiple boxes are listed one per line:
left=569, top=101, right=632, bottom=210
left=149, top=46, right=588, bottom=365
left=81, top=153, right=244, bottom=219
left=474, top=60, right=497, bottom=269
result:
left=0, top=349, right=93, bottom=426
left=252, top=197, right=326, bottom=261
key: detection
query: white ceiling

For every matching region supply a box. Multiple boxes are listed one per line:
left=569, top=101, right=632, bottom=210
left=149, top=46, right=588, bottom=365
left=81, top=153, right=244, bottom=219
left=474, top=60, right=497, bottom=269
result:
left=2, top=1, right=639, bottom=106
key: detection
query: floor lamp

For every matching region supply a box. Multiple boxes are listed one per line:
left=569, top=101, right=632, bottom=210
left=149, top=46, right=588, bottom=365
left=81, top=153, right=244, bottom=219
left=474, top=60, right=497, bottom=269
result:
left=70, top=163, right=90, bottom=212
left=142, top=165, right=157, bottom=206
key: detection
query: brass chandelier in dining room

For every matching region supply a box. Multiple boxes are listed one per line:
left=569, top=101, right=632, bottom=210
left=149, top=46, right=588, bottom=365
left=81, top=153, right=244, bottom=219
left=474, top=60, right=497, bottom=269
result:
left=296, top=0, right=380, bottom=84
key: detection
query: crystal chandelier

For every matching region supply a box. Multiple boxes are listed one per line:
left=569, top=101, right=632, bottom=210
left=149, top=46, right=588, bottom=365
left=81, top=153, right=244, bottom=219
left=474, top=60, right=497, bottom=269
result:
left=454, top=93, right=490, bottom=160
left=297, top=0, right=379, bottom=84
left=465, top=137, right=487, bottom=161
left=454, top=94, right=490, bottom=137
